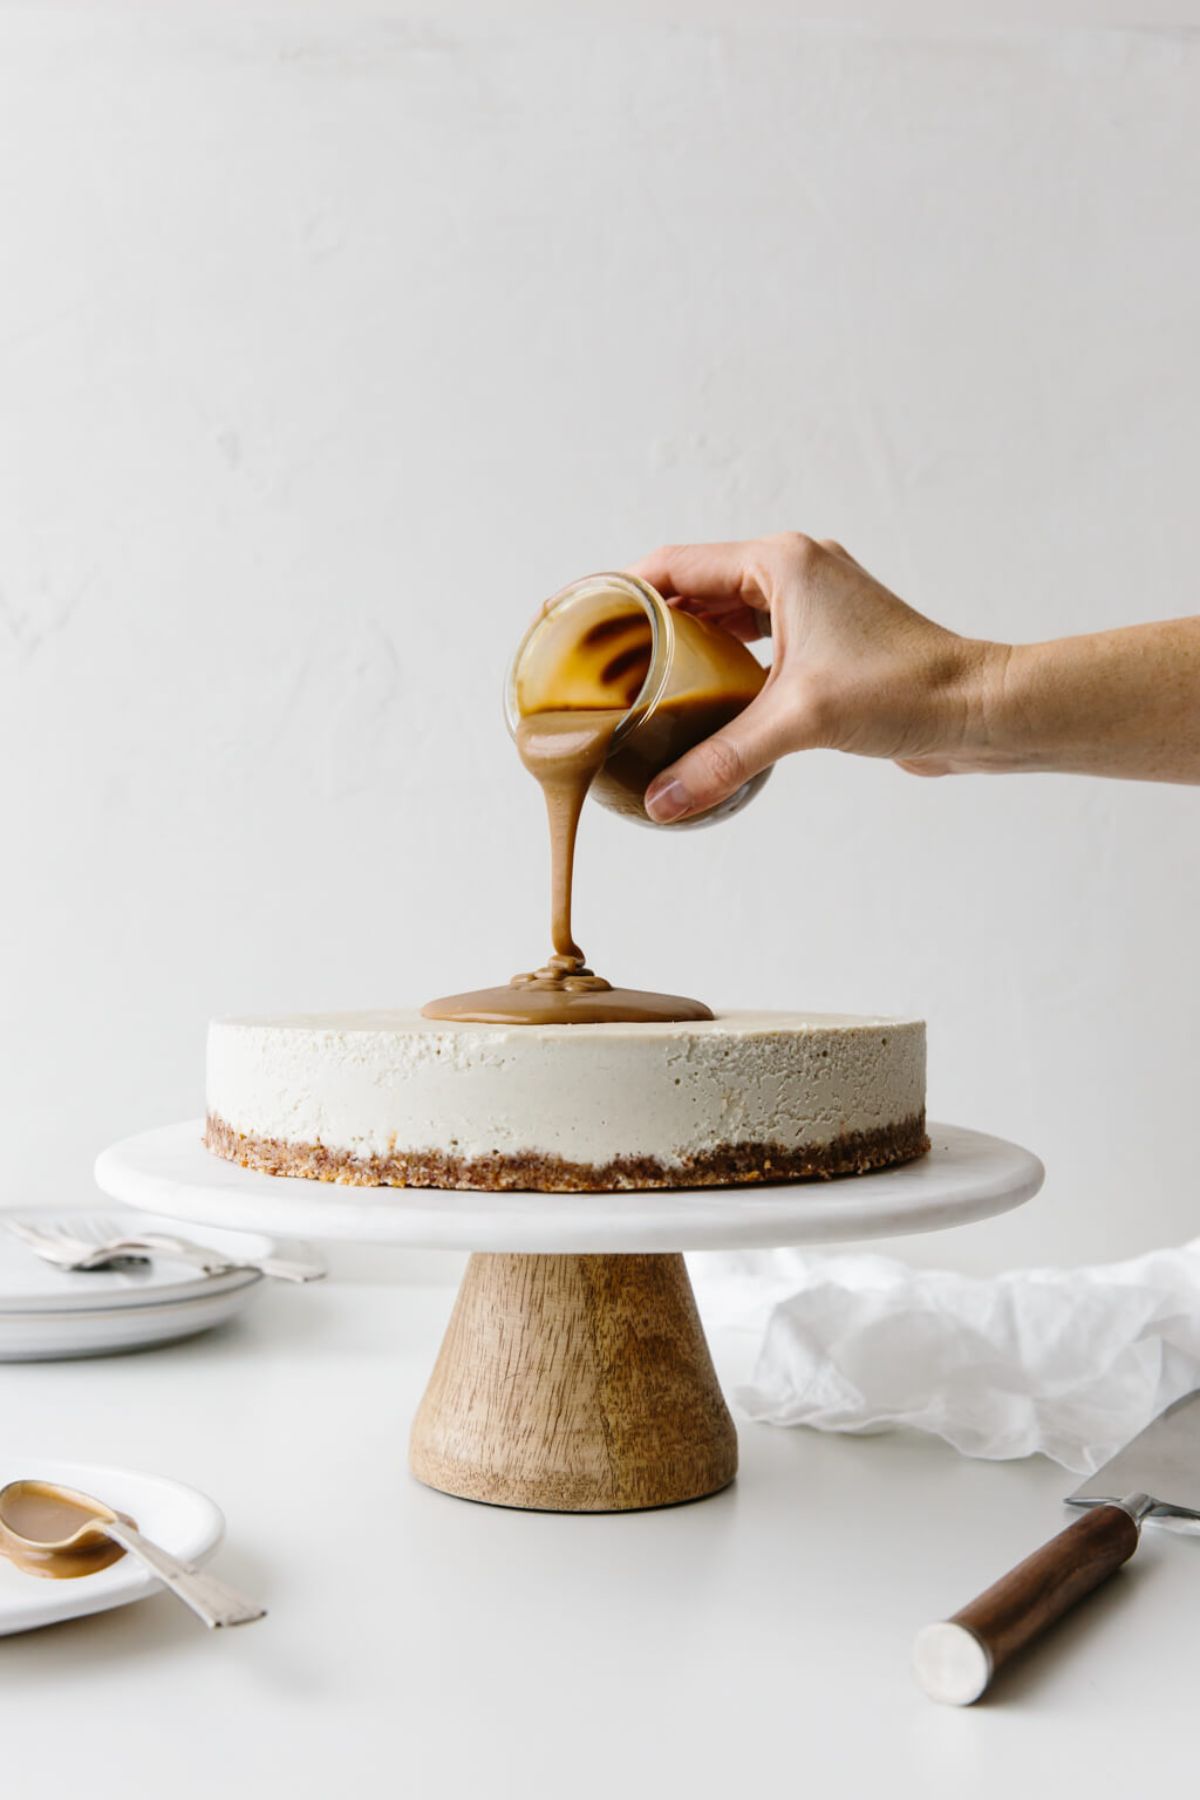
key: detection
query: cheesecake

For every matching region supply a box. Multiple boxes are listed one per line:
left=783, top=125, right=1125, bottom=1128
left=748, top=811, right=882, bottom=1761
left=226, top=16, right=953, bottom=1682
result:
left=204, top=1010, right=928, bottom=1193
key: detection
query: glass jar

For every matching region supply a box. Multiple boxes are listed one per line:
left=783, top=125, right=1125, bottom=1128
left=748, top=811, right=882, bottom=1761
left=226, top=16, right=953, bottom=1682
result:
left=505, top=572, right=771, bottom=827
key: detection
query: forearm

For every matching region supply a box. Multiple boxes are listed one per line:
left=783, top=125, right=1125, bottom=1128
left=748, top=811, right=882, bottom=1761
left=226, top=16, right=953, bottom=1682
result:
left=628, top=536, right=1200, bottom=811
left=957, top=618, right=1200, bottom=783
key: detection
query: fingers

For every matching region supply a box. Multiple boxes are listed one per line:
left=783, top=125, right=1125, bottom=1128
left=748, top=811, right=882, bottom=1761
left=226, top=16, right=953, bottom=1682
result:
left=625, top=541, right=771, bottom=607
left=628, top=533, right=859, bottom=609
left=896, top=756, right=953, bottom=778
left=668, top=593, right=764, bottom=643
left=644, top=685, right=791, bottom=824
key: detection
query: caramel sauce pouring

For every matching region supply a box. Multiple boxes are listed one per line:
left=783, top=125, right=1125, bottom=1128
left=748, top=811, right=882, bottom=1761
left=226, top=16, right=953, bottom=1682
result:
left=424, top=586, right=765, bottom=1026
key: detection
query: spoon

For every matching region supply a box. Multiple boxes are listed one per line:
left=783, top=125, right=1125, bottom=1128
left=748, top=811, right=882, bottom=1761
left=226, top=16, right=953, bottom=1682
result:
left=0, top=1480, right=266, bottom=1628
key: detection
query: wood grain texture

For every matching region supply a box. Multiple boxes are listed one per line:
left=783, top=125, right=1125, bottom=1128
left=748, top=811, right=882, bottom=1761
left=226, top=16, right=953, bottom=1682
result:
left=950, top=1503, right=1140, bottom=1683
left=409, top=1253, right=738, bottom=1511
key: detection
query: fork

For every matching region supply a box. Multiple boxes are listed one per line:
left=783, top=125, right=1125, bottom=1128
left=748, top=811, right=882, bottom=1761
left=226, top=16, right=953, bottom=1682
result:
left=5, top=1216, right=324, bottom=1285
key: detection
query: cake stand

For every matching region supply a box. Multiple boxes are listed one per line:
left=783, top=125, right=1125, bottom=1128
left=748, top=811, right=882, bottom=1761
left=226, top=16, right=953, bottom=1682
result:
left=95, top=1121, right=1042, bottom=1514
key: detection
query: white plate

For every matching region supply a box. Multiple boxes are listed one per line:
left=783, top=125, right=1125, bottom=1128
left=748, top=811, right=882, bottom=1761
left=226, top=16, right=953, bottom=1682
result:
left=0, top=1456, right=224, bottom=1635
left=96, top=1119, right=1043, bottom=1253
left=0, top=1209, right=269, bottom=1314
left=0, top=1284, right=263, bottom=1362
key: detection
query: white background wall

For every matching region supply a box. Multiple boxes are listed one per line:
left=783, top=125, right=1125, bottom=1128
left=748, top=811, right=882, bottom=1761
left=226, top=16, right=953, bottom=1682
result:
left=1, top=2, right=1198, bottom=1275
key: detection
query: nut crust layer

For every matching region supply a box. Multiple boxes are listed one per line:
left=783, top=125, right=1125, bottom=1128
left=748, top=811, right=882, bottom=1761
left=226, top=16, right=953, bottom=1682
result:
left=204, top=1112, right=930, bottom=1193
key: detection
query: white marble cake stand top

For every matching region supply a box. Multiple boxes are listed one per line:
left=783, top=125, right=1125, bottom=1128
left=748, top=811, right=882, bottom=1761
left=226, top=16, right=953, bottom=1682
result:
left=95, top=1120, right=1042, bottom=1254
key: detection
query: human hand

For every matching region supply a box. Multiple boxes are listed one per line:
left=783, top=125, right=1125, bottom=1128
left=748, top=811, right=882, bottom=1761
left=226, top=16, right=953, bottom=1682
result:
left=627, top=534, right=1000, bottom=823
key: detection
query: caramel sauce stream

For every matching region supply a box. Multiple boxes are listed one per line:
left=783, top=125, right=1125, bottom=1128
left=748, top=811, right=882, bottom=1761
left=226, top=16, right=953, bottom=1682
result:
left=423, top=608, right=714, bottom=1025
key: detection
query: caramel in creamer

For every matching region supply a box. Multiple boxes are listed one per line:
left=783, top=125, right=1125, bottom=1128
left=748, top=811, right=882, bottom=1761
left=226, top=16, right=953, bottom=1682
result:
left=423, top=600, right=762, bottom=1025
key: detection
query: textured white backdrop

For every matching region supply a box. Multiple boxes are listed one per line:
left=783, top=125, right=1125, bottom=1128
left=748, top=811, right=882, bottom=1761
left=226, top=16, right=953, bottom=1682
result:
left=1, top=4, right=1197, bottom=1272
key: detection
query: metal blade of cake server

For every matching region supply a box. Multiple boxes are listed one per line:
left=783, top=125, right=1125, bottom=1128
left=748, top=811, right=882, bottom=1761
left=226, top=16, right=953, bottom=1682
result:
left=1067, top=1388, right=1200, bottom=1520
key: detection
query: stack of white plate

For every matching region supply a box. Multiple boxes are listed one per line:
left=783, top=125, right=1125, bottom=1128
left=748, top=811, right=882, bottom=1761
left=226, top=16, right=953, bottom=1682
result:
left=0, top=1210, right=299, bottom=1359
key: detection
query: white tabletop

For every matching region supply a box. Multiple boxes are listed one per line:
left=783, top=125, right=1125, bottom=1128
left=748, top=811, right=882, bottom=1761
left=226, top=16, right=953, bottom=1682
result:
left=3, top=1276, right=1194, bottom=1799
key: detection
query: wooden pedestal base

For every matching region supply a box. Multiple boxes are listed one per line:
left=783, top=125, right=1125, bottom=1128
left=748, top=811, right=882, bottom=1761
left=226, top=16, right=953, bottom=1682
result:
left=409, top=1252, right=738, bottom=1512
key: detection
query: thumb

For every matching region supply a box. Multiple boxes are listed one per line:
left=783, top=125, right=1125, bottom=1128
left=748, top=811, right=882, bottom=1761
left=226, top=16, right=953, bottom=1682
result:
left=643, top=688, right=788, bottom=824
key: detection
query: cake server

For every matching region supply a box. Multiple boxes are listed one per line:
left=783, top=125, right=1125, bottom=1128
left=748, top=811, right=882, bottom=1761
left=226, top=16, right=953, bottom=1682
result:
left=913, top=1387, right=1200, bottom=1704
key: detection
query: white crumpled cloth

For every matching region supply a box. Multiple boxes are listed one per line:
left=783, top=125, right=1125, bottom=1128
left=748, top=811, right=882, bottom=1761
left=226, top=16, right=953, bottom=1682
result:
left=691, top=1240, right=1200, bottom=1475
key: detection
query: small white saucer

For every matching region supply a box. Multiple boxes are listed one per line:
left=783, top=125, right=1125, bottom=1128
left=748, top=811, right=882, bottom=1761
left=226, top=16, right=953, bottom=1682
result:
left=0, top=1456, right=224, bottom=1635
left=0, top=1209, right=306, bottom=1360
left=0, top=1287, right=263, bottom=1362
left=0, top=1211, right=267, bottom=1314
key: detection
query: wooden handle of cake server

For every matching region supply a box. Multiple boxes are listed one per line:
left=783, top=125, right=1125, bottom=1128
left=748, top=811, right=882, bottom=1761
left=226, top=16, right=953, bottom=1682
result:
left=912, top=1502, right=1142, bottom=1704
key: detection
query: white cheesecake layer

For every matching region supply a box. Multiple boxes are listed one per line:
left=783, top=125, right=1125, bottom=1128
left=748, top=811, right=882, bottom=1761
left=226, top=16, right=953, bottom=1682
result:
left=206, top=1010, right=925, bottom=1169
